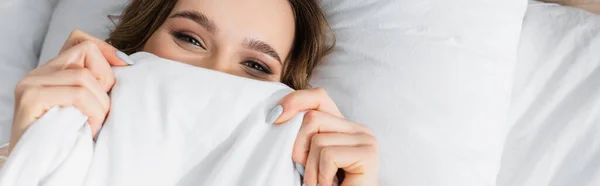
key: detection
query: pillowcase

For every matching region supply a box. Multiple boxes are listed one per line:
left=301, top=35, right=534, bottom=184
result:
left=313, top=0, right=526, bottom=185
left=35, top=0, right=527, bottom=185
left=498, top=1, right=600, bottom=185
left=37, top=0, right=128, bottom=65
left=0, top=0, right=58, bottom=145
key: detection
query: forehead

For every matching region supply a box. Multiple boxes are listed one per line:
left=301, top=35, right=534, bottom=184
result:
left=172, top=0, right=296, bottom=59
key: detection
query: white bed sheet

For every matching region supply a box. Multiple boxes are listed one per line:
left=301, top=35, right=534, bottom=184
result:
left=0, top=52, right=303, bottom=186
left=498, top=1, right=600, bottom=185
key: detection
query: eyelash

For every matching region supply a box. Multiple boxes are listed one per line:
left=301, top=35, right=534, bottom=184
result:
left=242, top=60, right=273, bottom=75
left=171, top=31, right=273, bottom=76
left=172, top=31, right=206, bottom=49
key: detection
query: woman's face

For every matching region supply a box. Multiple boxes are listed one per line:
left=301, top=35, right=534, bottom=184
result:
left=143, top=0, right=295, bottom=82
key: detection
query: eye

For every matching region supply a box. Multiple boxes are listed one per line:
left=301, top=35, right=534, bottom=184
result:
left=171, top=31, right=206, bottom=49
left=242, top=60, right=273, bottom=75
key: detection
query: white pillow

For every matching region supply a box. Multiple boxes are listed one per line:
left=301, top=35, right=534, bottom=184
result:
left=37, top=0, right=128, bottom=65
left=498, top=1, right=600, bottom=185
left=314, top=0, right=525, bottom=185
left=36, top=0, right=527, bottom=185
left=0, top=0, right=58, bottom=144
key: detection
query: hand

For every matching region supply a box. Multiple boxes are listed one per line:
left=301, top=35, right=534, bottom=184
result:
left=10, top=30, right=131, bottom=153
left=270, top=88, right=379, bottom=186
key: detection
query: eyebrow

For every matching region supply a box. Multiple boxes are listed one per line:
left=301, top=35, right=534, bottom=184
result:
left=170, top=11, right=282, bottom=64
left=169, top=11, right=217, bottom=33
left=243, top=39, right=283, bottom=64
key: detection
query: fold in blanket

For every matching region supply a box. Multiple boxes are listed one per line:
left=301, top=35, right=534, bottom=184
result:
left=0, top=52, right=303, bottom=186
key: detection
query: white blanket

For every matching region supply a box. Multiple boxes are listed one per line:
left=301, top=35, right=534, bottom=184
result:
left=0, top=52, right=303, bottom=186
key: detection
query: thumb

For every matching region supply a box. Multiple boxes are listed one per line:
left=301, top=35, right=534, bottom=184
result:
left=268, top=88, right=343, bottom=124
left=61, top=30, right=132, bottom=67
left=96, top=42, right=133, bottom=67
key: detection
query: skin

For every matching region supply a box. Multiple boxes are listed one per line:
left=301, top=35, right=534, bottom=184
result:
left=144, top=0, right=295, bottom=81
left=540, top=0, right=600, bottom=14
left=9, top=0, right=378, bottom=186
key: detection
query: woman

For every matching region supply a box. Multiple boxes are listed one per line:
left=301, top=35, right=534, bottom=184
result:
left=8, top=0, right=379, bottom=185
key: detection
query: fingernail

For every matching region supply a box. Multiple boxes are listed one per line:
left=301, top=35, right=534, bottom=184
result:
left=316, top=184, right=320, bottom=186
left=295, top=163, right=305, bottom=177
left=301, top=184, right=306, bottom=186
left=266, top=105, right=283, bottom=124
left=116, top=50, right=135, bottom=65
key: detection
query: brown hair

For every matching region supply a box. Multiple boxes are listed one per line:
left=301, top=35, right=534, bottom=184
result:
left=106, top=0, right=334, bottom=90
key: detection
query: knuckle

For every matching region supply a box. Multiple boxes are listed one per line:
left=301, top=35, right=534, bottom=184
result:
left=303, top=110, right=320, bottom=124
left=20, top=86, right=39, bottom=99
left=17, top=87, right=42, bottom=110
left=282, top=90, right=303, bottom=104
left=364, top=126, right=373, bottom=134
left=64, top=30, right=88, bottom=52
left=361, top=133, right=379, bottom=149
left=310, top=134, right=327, bottom=148
left=279, top=96, right=296, bottom=108
left=355, top=122, right=373, bottom=135
left=313, top=87, right=328, bottom=96
left=68, top=30, right=82, bottom=40
left=69, top=29, right=83, bottom=37
left=320, top=147, right=335, bottom=162
left=363, top=127, right=374, bottom=135
left=14, top=85, right=24, bottom=97
left=364, top=144, right=379, bottom=156
left=72, top=88, right=89, bottom=104
left=72, top=69, right=93, bottom=84
left=19, top=86, right=39, bottom=103
left=15, top=78, right=32, bottom=96
left=79, top=40, right=97, bottom=50
left=103, top=72, right=116, bottom=88
left=368, top=134, right=379, bottom=146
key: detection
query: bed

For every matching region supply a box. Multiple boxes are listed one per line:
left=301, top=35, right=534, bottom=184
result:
left=0, top=0, right=598, bottom=185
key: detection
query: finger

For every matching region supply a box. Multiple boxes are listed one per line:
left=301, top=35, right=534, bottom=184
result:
left=20, top=69, right=110, bottom=111
left=273, top=88, right=343, bottom=124
left=319, top=146, right=379, bottom=186
left=39, top=40, right=117, bottom=92
left=304, top=141, right=320, bottom=186
left=293, top=110, right=373, bottom=164
left=18, top=86, right=107, bottom=137
left=60, top=29, right=128, bottom=67
left=303, top=133, right=377, bottom=186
